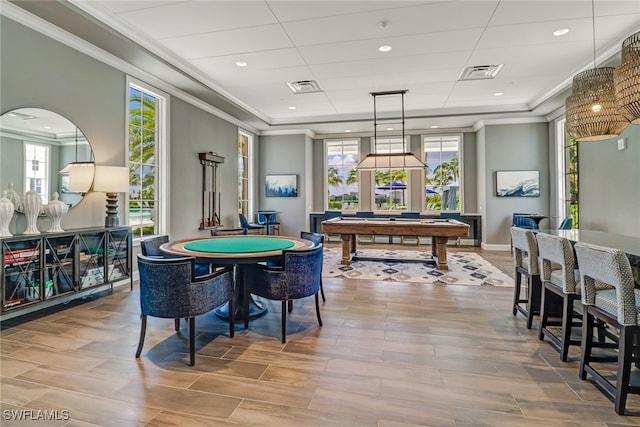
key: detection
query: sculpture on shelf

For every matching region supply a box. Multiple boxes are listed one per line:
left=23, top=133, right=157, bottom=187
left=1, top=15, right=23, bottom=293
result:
left=5, top=181, right=21, bottom=211
left=0, top=190, right=14, bottom=237
left=44, top=192, right=68, bottom=232
left=22, top=181, right=42, bottom=235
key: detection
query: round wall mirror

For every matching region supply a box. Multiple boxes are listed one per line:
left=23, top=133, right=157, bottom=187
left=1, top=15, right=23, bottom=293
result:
left=0, top=108, right=94, bottom=211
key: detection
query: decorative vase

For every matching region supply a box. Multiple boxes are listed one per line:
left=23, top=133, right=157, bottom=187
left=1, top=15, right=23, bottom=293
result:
left=5, top=181, right=21, bottom=211
left=23, top=183, right=42, bottom=235
left=0, top=190, right=14, bottom=237
left=44, top=192, right=68, bottom=232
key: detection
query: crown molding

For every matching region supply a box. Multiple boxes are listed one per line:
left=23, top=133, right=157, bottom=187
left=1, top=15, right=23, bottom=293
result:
left=1, top=1, right=260, bottom=134
left=259, top=128, right=316, bottom=138
left=473, top=116, right=548, bottom=131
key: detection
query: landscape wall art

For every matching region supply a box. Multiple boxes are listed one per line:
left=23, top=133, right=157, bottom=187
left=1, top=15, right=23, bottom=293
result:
left=496, top=170, right=540, bottom=197
left=265, top=174, right=298, bottom=197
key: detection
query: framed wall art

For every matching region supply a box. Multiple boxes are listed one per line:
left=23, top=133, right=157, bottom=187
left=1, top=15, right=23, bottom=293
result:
left=496, top=170, right=540, bottom=197
left=265, top=174, right=298, bottom=197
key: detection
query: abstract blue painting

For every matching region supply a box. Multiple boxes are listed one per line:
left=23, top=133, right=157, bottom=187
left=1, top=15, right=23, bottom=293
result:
left=265, top=174, right=298, bottom=197
left=496, top=170, right=539, bottom=197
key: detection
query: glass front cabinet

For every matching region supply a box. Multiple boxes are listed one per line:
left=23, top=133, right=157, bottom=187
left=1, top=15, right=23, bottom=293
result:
left=1, top=226, right=131, bottom=318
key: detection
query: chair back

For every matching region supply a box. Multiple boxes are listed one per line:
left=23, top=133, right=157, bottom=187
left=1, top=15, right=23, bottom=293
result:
left=137, top=254, right=232, bottom=319
left=140, top=235, right=169, bottom=257
left=536, top=233, right=578, bottom=293
left=399, top=211, right=420, bottom=218
left=324, top=210, right=342, bottom=220
left=300, top=231, right=324, bottom=247
left=513, top=213, right=537, bottom=229
left=282, top=245, right=323, bottom=300
left=212, top=228, right=248, bottom=236
left=558, top=217, right=573, bottom=230
left=238, top=213, right=250, bottom=228
left=440, top=212, right=461, bottom=221
left=574, top=242, right=636, bottom=325
left=510, top=227, right=540, bottom=274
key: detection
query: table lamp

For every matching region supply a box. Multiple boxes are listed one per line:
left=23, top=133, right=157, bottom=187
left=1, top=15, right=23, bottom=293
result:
left=93, top=166, right=129, bottom=227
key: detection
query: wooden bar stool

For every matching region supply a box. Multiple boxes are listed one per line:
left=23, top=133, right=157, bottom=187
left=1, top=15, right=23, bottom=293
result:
left=574, top=242, right=639, bottom=415
left=510, top=227, right=541, bottom=329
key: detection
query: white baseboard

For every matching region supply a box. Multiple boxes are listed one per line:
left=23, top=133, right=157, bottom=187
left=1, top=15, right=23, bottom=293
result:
left=481, top=243, right=511, bottom=251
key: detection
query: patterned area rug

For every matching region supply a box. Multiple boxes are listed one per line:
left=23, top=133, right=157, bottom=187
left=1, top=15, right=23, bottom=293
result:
left=322, top=247, right=514, bottom=287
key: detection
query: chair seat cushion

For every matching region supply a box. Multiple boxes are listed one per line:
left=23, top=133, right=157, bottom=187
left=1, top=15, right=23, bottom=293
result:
left=594, top=288, right=640, bottom=324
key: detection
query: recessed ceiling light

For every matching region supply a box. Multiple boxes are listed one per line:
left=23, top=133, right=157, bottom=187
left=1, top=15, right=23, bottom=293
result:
left=288, top=106, right=296, bottom=110
left=43, top=126, right=52, bottom=129
left=494, top=92, right=504, bottom=97
left=345, top=129, right=351, bottom=133
left=430, top=125, right=439, bottom=129
left=378, top=45, right=392, bottom=52
left=235, top=61, right=248, bottom=67
left=386, top=127, right=393, bottom=131
left=553, top=28, right=570, bottom=36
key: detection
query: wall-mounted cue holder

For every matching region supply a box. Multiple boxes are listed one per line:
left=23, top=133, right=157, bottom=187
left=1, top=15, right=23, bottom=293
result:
left=198, top=152, right=224, bottom=230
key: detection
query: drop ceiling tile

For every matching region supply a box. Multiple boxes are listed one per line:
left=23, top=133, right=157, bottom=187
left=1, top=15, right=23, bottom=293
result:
left=282, top=1, right=497, bottom=46
left=159, top=24, right=293, bottom=59
left=96, top=1, right=184, bottom=14
left=109, top=1, right=278, bottom=39
left=267, top=0, right=426, bottom=22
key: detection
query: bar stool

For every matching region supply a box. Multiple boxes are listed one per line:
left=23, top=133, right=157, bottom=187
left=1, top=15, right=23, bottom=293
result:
left=536, top=233, right=582, bottom=361
left=574, top=242, right=639, bottom=415
left=510, top=227, right=541, bottom=329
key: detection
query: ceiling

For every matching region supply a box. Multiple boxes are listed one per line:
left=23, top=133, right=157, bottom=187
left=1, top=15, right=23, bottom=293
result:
left=8, top=0, right=640, bottom=136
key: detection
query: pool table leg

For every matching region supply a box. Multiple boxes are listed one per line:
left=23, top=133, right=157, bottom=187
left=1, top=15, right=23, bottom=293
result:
left=340, top=234, right=352, bottom=265
left=433, top=236, right=449, bottom=270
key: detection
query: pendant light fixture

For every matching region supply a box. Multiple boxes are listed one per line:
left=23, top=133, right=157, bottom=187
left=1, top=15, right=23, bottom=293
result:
left=614, top=31, right=640, bottom=124
left=565, top=0, right=628, bottom=141
left=355, top=90, right=425, bottom=170
left=59, top=127, right=94, bottom=192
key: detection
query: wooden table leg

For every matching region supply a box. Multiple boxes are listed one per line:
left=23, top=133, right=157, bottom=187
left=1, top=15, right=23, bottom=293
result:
left=434, top=236, right=449, bottom=270
left=340, top=234, right=352, bottom=265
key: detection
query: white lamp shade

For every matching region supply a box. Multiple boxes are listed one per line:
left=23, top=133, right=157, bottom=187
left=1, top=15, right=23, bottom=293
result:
left=356, top=153, right=425, bottom=170
left=93, top=166, right=129, bottom=193
left=68, top=163, right=95, bottom=192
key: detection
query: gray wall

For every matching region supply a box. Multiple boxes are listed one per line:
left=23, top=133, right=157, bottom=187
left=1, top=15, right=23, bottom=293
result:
left=578, top=124, right=640, bottom=237
left=480, top=123, right=549, bottom=246
left=0, top=16, right=242, bottom=240
left=258, top=133, right=312, bottom=235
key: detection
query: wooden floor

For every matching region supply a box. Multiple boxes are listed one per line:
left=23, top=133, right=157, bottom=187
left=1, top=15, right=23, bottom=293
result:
left=2, top=246, right=640, bottom=426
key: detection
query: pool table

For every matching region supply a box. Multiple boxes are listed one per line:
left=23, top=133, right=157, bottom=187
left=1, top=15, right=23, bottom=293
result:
left=321, top=217, right=470, bottom=270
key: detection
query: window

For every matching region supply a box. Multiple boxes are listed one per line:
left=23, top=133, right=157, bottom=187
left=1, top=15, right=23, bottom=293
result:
left=127, top=80, right=167, bottom=239
left=24, top=143, right=49, bottom=204
left=325, top=139, right=359, bottom=211
left=557, top=119, right=579, bottom=227
left=422, top=135, right=461, bottom=212
left=238, top=130, right=253, bottom=218
left=373, top=137, right=408, bottom=211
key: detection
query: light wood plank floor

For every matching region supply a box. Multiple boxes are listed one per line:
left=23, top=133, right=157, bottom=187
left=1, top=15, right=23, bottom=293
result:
left=2, top=246, right=640, bottom=426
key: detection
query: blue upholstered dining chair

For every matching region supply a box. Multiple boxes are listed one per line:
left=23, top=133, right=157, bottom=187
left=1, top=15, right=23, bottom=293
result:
left=558, top=217, right=573, bottom=230
left=257, top=212, right=280, bottom=235
left=512, top=213, right=537, bottom=229
left=300, top=231, right=326, bottom=302
left=136, top=254, right=235, bottom=366
left=243, top=245, right=323, bottom=343
left=238, top=213, right=265, bottom=234
left=140, top=235, right=210, bottom=277
left=323, top=210, right=342, bottom=243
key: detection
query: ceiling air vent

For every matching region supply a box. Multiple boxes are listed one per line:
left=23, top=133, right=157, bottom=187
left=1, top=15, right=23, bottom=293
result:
left=287, top=80, right=323, bottom=94
left=458, top=64, right=504, bottom=81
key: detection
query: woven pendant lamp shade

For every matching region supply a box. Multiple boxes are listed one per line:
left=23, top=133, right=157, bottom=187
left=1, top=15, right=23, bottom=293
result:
left=565, top=67, right=628, bottom=141
left=614, top=31, right=640, bottom=124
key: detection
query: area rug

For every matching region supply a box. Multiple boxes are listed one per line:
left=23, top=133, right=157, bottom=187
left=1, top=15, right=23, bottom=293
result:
left=322, top=247, right=513, bottom=287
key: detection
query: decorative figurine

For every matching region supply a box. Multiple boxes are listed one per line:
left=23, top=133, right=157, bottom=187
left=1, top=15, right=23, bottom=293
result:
left=44, top=192, right=68, bottom=232
left=5, top=181, right=21, bottom=211
left=0, top=190, right=14, bottom=237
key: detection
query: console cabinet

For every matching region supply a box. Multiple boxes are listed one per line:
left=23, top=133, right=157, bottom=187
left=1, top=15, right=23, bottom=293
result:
left=1, top=226, right=132, bottom=319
